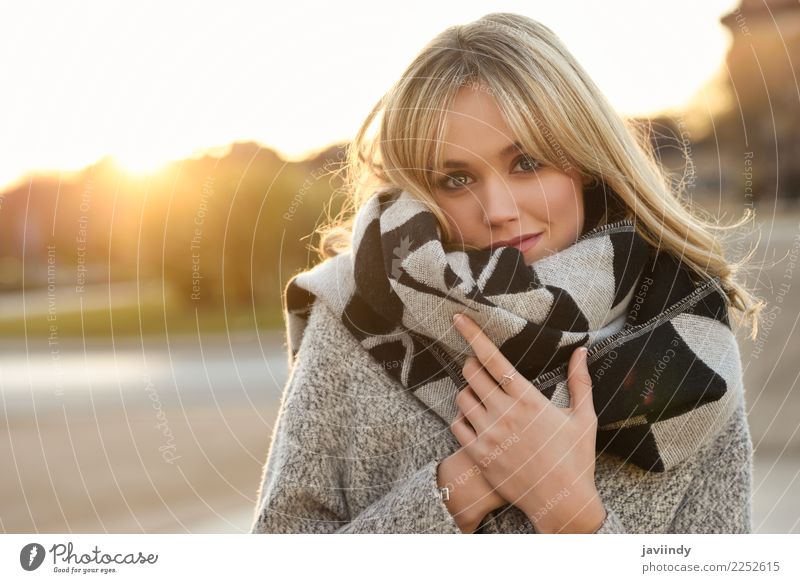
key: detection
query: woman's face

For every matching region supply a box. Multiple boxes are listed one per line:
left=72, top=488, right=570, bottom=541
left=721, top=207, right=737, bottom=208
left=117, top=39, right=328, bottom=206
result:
left=430, top=84, right=585, bottom=266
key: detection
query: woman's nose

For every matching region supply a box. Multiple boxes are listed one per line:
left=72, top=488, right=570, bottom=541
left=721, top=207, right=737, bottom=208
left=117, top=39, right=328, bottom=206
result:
left=482, top=184, right=520, bottom=226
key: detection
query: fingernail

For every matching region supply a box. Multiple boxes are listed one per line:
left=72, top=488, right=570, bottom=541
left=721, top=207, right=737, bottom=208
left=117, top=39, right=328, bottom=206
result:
left=453, top=313, right=462, bottom=324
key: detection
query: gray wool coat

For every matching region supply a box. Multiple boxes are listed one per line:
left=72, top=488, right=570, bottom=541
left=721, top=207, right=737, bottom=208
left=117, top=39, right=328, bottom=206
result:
left=249, top=297, right=754, bottom=534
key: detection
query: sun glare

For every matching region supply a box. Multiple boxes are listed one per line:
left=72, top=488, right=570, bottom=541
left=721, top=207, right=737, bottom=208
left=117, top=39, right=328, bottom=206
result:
left=110, top=152, right=172, bottom=178
left=0, top=0, right=744, bottom=193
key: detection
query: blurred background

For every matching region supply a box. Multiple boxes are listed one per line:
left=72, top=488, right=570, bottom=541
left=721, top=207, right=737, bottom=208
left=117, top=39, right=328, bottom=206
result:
left=1, top=0, right=799, bottom=533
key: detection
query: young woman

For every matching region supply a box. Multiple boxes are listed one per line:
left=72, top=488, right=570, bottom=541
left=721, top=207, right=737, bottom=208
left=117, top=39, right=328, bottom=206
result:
left=250, top=13, right=764, bottom=534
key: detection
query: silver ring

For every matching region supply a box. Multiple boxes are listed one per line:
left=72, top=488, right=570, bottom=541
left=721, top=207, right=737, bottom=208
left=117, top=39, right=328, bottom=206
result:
left=499, top=371, right=517, bottom=387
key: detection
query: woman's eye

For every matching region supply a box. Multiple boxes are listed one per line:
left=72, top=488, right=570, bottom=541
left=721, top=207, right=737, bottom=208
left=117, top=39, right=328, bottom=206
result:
left=437, top=174, right=472, bottom=191
left=435, top=156, right=539, bottom=191
left=515, top=155, right=540, bottom=172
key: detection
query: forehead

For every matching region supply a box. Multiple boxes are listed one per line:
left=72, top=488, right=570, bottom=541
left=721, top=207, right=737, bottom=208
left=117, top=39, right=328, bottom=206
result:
left=442, top=85, right=511, bottom=139
left=433, top=85, right=528, bottom=167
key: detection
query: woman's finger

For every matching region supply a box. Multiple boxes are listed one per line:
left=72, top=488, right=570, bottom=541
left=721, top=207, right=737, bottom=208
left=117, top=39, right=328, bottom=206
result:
left=567, top=346, right=595, bottom=418
left=453, top=312, right=547, bottom=405
left=462, top=356, right=509, bottom=410
left=455, top=386, right=489, bottom=434
left=450, top=411, right=477, bottom=447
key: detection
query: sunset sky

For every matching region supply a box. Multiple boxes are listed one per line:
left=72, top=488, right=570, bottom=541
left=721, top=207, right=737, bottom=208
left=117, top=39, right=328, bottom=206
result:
left=1, top=0, right=740, bottom=192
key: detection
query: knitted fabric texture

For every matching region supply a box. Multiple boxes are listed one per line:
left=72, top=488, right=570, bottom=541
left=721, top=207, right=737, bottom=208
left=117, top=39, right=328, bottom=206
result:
left=284, top=187, right=744, bottom=473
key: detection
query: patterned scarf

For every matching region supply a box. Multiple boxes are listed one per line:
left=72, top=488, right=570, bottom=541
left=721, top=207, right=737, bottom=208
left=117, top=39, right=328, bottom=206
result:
left=284, top=187, right=744, bottom=472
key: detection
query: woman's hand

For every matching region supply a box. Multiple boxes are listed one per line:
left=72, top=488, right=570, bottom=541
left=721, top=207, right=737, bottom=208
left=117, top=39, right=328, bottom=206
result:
left=437, top=448, right=508, bottom=533
left=449, top=312, right=607, bottom=534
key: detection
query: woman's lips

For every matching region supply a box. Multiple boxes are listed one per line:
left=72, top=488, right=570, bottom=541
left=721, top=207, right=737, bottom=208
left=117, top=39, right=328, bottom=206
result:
left=510, top=233, right=541, bottom=253
left=492, top=233, right=542, bottom=253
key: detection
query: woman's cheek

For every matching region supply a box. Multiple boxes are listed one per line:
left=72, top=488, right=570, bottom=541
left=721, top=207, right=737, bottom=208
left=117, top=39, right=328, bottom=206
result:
left=445, top=204, right=481, bottom=245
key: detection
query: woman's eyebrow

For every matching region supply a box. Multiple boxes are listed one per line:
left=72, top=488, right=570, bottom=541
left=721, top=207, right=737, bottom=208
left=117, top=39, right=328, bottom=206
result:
left=441, top=141, right=524, bottom=169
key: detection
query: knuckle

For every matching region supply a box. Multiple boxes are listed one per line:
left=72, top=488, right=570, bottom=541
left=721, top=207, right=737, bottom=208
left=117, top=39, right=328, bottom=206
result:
left=461, top=356, right=477, bottom=376
left=521, top=385, right=539, bottom=406
left=496, top=413, right=512, bottom=431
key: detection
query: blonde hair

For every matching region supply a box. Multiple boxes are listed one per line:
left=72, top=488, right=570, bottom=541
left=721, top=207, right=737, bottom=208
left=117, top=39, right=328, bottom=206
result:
left=318, top=12, right=765, bottom=340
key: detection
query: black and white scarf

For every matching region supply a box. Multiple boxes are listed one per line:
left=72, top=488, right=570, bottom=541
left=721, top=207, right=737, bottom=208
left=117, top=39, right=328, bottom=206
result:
left=284, top=187, right=744, bottom=472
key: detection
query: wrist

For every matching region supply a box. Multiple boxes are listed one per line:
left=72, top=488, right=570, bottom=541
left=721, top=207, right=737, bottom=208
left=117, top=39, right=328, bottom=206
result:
left=526, top=492, right=607, bottom=534
left=437, top=452, right=496, bottom=532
